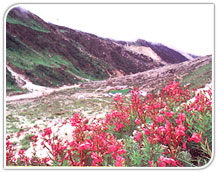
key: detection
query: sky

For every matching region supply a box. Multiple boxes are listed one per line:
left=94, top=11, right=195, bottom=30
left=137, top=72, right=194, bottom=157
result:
left=13, top=4, right=214, bottom=56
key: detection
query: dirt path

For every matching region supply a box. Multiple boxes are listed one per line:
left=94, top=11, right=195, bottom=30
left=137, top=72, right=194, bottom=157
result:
left=6, top=65, right=80, bottom=102
left=6, top=84, right=80, bottom=102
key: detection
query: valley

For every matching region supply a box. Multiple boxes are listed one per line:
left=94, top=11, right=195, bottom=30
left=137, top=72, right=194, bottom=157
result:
left=5, top=6, right=213, bottom=167
left=6, top=55, right=212, bottom=148
left=6, top=7, right=196, bottom=94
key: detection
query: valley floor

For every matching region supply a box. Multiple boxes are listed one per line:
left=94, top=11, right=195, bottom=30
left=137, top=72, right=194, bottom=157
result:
left=5, top=55, right=212, bottom=158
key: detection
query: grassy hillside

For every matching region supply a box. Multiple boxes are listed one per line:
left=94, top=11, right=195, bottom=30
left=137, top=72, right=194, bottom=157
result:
left=6, top=7, right=116, bottom=90
left=6, top=69, right=21, bottom=92
left=7, top=7, right=184, bottom=92
left=6, top=7, right=211, bottom=95
left=180, top=61, right=212, bottom=89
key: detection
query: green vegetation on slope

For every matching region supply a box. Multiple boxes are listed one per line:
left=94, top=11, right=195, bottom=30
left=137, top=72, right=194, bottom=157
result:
left=6, top=69, right=28, bottom=95
left=180, top=62, right=212, bottom=89
left=6, top=31, right=112, bottom=87
left=109, top=88, right=131, bottom=94
left=6, top=15, right=50, bottom=33
left=6, top=7, right=212, bottom=93
left=6, top=69, right=20, bottom=92
left=6, top=9, right=114, bottom=89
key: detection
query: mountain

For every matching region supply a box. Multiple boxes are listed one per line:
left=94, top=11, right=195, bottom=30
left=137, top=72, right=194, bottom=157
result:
left=82, top=55, right=212, bottom=92
left=6, top=7, right=198, bottom=91
left=116, top=39, right=197, bottom=63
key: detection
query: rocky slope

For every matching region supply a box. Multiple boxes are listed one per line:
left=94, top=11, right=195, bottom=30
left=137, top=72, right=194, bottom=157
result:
left=116, top=39, right=196, bottom=64
left=6, top=7, right=196, bottom=92
left=82, top=55, right=212, bottom=92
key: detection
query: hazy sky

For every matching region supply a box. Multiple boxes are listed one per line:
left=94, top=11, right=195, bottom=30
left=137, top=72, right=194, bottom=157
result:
left=13, top=4, right=214, bottom=56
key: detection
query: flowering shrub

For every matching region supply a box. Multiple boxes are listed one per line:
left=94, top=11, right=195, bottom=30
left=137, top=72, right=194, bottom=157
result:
left=6, top=81, right=212, bottom=167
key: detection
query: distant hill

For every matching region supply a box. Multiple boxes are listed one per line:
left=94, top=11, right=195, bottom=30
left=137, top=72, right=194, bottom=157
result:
left=6, top=7, right=199, bottom=91
left=82, top=55, right=212, bottom=92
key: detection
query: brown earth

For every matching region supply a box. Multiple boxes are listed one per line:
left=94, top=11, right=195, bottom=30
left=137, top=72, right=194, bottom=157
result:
left=82, top=55, right=212, bottom=92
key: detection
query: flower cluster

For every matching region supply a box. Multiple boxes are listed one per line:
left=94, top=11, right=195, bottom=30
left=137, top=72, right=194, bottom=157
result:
left=6, top=81, right=212, bottom=167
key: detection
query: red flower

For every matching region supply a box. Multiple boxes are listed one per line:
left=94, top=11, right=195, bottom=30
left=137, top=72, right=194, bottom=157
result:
left=158, top=156, right=177, bottom=167
left=108, top=144, right=118, bottom=153
left=114, top=94, right=123, bottom=102
left=178, top=113, right=186, bottom=121
left=198, top=105, right=203, bottom=112
left=182, top=142, right=186, bottom=150
left=135, top=131, right=142, bottom=141
left=18, top=149, right=25, bottom=156
left=115, top=123, right=125, bottom=131
left=78, top=142, right=91, bottom=151
left=165, top=120, right=171, bottom=132
left=42, top=127, right=52, bottom=137
left=91, top=152, right=103, bottom=166
left=153, top=102, right=161, bottom=109
left=156, top=115, right=165, bottom=123
left=148, top=160, right=153, bottom=167
left=70, top=113, right=82, bottom=127
left=175, top=125, right=186, bottom=137
left=143, top=128, right=151, bottom=135
left=135, top=118, right=140, bottom=125
left=162, top=101, right=167, bottom=107
left=117, top=149, right=126, bottom=155
left=165, top=111, right=175, bottom=118
left=157, top=126, right=166, bottom=135
left=31, top=135, right=38, bottom=142
left=115, top=156, right=125, bottom=166
left=206, top=100, right=212, bottom=107
left=188, top=133, right=201, bottom=143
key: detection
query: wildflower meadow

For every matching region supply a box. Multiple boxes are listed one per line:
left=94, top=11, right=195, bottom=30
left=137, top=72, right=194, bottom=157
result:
left=6, top=81, right=212, bottom=167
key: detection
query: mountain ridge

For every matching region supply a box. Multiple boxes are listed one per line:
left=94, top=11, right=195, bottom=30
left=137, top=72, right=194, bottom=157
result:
left=6, top=7, right=203, bottom=93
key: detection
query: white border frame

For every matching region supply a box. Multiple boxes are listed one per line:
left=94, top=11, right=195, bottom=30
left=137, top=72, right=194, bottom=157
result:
left=3, top=2, right=215, bottom=170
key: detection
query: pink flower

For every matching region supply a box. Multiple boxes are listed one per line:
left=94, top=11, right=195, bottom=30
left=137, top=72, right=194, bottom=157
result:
left=165, top=120, right=171, bottom=132
left=175, top=125, right=186, bottom=136
left=18, top=149, right=25, bottom=156
left=117, top=123, right=125, bottom=130
left=148, top=160, right=153, bottom=167
left=157, top=126, right=166, bottom=135
left=162, top=102, right=167, bottom=107
left=158, top=156, right=177, bottom=167
left=117, top=149, right=126, bottom=155
left=198, top=105, right=203, bottom=112
left=114, top=95, right=122, bottom=102
left=135, top=131, right=142, bottom=141
left=156, top=115, right=165, bottom=123
left=143, top=128, right=151, bottom=135
left=158, top=161, right=167, bottom=167
left=165, top=111, right=175, bottom=118
left=108, top=144, right=118, bottom=153
left=42, top=127, right=52, bottom=137
left=182, top=142, right=186, bottom=150
left=188, top=133, right=201, bottom=143
left=135, top=118, right=140, bottom=125
left=176, top=119, right=182, bottom=124
left=147, top=137, right=153, bottom=144
left=78, top=142, right=91, bottom=151
left=153, top=102, right=161, bottom=109
left=31, top=135, right=38, bottom=142
left=206, top=100, right=212, bottom=107
left=70, top=113, right=82, bottom=127
left=91, top=152, right=103, bottom=166
left=178, top=113, right=186, bottom=121
left=6, top=140, right=11, bottom=147
left=115, top=156, right=125, bottom=166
